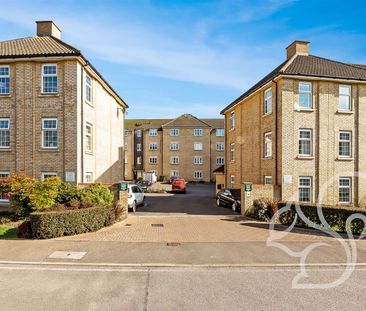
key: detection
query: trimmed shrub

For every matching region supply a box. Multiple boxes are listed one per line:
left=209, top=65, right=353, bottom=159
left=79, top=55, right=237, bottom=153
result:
left=78, top=183, right=114, bottom=206
left=30, top=206, right=115, bottom=239
left=278, top=203, right=366, bottom=235
left=249, top=198, right=279, bottom=222
left=57, top=182, right=79, bottom=204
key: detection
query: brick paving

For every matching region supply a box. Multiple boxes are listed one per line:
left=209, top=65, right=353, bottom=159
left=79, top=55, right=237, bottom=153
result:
left=62, top=214, right=330, bottom=242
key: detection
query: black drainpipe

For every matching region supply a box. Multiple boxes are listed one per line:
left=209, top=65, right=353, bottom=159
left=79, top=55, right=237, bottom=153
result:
left=273, top=79, right=278, bottom=186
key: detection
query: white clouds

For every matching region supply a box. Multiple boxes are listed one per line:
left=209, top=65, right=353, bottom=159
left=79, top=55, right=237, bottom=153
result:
left=0, top=0, right=287, bottom=90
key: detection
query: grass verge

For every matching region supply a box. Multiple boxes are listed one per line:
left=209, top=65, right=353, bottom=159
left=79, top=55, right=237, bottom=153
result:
left=0, top=225, right=18, bottom=238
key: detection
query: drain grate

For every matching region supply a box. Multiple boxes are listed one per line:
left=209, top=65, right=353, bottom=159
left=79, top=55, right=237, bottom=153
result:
left=151, top=224, right=164, bottom=227
left=167, top=242, right=180, bottom=247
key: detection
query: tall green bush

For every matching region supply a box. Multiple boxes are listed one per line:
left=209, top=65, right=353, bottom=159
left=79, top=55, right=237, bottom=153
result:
left=78, top=183, right=114, bottom=206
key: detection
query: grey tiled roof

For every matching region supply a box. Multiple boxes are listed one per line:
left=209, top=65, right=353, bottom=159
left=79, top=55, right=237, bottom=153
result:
left=221, top=54, right=366, bottom=114
left=0, top=36, right=80, bottom=58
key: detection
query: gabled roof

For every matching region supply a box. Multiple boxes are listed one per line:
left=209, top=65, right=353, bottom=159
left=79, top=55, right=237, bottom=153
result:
left=213, top=165, right=224, bottom=174
left=125, top=119, right=171, bottom=130
left=162, top=114, right=212, bottom=128
left=125, top=115, right=224, bottom=130
left=0, top=35, right=127, bottom=108
left=221, top=54, right=366, bottom=114
left=0, top=36, right=80, bottom=58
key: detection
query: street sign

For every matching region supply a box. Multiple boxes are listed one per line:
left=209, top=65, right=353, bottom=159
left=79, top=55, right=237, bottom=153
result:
left=119, top=183, right=128, bottom=191
left=244, top=183, right=252, bottom=192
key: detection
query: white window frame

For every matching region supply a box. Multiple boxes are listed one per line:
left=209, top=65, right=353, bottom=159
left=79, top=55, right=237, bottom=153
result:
left=216, top=156, right=224, bottom=165
left=0, top=171, right=9, bottom=179
left=339, top=177, right=352, bottom=204
left=41, top=64, right=58, bottom=94
left=149, top=129, right=158, bottom=136
left=171, top=170, right=179, bottom=177
left=136, top=156, right=142, bottom=165
left=136, top=130, right=142, bottom=138
left=299, top=82, right=312, bottom=109
left=85, top=172, right=93, bottom=183
left=41, top=172, right=57, bottom=180
left=149, top=142, right=158, bottom=150
left=230, top=112, right=235, bottom=130
left=124, top=129, right=129, bottom=136
left=149, top=156, right=158, bottom=164
left=170, top=129, right=179, bottom=136
left=339, top=85, right=352, bottom=111
left=298, top=129, right=312, bottom=157
left=230, top=143, right=235, bottom=162
left=194, top=171, right=203, bottom=179
left=0, top=118, right=10, bottom=149
left=42, top=118, right=58, bottom=149
left=85, top=122, right=93, bottom=153
left=339, top=131, right=352, bottom=158
left=194, top=142, right=203, bottom=151
left=298, top=176, right=312, bottom=202
left=0, top=65, right=10, bottom=95
left=216, top=142, right=224, bottom=151
left=230, top=175, right=235, bottom=188
left=137, top=143, right=142, bottom=151
left=264, top=176, right=272, bottom=185
left=85, top=73, right=92, bottom=104
left=124, top=142, right=128, bottom=150
left=194, top=129, right=203, bottom=136
left=170, top=156, right=179, bottom=164
left=194, top=156, right=203, bottom=165
left=264, top=132, right=272, bottom=158
left=170, top=142, right=179, bottom=150
left=216, top=129, right=224, bottom=137
left=264, top=88, right=272, bottom=114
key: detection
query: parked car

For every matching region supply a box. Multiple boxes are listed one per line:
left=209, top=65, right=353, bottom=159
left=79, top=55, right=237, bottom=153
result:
left=136, top=180, right=152, bottom=191
left=216, top=188, right=241, bottom=212
left=168, top=176, right=178, bottom=184
left=128, top=184, right=145, bottom=212
left=171, top=178, right=186, bottom=193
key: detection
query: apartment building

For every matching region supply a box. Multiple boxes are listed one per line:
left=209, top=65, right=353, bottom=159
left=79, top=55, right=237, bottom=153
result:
left=221, top=40, right=366, bottom=207
left=0, top=21, right=128, bottom=183
left=124, top=114, right=225, bottom=182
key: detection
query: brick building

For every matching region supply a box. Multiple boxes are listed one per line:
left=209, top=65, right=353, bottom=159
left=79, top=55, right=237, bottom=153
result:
left=124, top=114, right=224, bottom=182
left=0, top=21, right=128, bottom=183
left=221, top=40, right=366, bottom=207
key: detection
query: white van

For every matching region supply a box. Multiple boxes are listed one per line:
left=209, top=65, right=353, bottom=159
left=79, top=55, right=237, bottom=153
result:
left=128, top=184, right=145, bottom=212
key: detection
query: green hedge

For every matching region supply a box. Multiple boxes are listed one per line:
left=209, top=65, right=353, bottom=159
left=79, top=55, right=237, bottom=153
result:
left=279, top=203, right=366, bottom=235
left=30, top=206, right=115, bottom=239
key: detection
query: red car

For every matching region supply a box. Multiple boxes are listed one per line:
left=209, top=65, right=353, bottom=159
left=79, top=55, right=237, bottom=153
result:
left=171, top=179, right=186, bottom=193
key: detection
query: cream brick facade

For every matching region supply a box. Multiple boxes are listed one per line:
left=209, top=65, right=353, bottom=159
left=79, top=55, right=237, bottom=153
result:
left=0, top=21, right=127, bottom=183
left=222, top=41, right=366, bottom=207
left=125, top=115, right=224, bottom=182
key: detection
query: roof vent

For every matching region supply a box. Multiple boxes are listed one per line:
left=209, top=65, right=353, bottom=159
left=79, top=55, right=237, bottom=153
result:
left=36, top=21, right=61, bottom=39
left=286, top=40, right=310, bottom=59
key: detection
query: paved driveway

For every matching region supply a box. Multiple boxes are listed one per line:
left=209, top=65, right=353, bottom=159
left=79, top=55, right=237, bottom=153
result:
left=138, top=183, right=236, bottom=215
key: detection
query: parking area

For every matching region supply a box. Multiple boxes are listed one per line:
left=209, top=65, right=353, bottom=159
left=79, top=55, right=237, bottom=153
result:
left=137, top=183, right=236, bottom=215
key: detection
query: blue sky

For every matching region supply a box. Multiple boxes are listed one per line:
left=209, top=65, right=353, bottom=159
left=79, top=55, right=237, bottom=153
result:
left=1, top=0, right=366, bottom=118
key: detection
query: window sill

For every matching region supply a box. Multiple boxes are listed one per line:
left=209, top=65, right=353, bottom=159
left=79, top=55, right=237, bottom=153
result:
left=262, top=112, right=273, bottom=118
left=39, top=93, right=59, bottom=97
left=296, top=155, right=314, bottom=160
left=262, top=157, right=273, bottom=160
left=0, top=94, right=11, bottom=98
left=85, top=151, right=94, bottom=156
left=336, top=110, right=353, bottom=115
left=39, top=148, right=59, bottom=152
left=336, top=157, right=353, bottom=161
left=297, top=108, right=315, bottom=112
left=0, top=148, right=11, bottom=151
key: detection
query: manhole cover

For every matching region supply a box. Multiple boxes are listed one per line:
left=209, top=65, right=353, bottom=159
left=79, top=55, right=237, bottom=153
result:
left=48, top=251, right=86, bottom=260
left=151, top=224, right=164, bottom=227
left=167, top=242, right=180, bottom=246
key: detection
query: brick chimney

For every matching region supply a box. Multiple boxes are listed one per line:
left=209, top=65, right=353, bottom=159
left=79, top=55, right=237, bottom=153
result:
left=286, top=40, right=310, bottom=59
left=36, top=21, right=61, bottom=39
